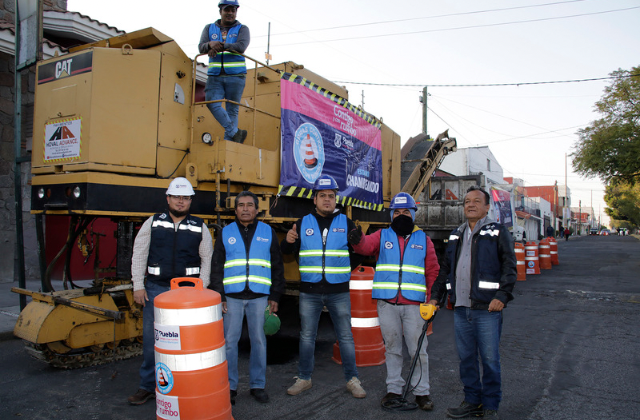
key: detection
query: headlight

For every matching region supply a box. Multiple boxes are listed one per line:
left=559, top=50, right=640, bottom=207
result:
left=202, top=132, right=212, bottom=145
left=73, top=186, right=81, bottom=198
left=37, top=188, right=45, bottom=199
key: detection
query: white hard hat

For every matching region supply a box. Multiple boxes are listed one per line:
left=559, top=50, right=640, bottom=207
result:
left=166, top=177, right=195, bottom=196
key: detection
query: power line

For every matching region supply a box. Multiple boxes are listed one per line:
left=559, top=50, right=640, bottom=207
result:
left=254, top=0, right=588, bottom=38
left=263, top=6, right=640, bottom=47
left=334, top=74, right=640, bottom=88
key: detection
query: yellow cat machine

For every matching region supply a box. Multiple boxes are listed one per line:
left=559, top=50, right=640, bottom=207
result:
left=12, top=28, right=456, bottom=368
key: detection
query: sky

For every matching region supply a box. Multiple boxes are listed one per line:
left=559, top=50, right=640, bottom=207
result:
left=67, top=0, right=640, bottom=226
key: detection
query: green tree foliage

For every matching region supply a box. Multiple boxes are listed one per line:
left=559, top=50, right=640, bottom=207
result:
left=573, top=66, right=640, bottom=183
left=604, top=181, right=640, bottom=228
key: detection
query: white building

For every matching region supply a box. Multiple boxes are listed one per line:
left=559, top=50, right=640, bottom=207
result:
left=438, top=146, right=505, bottom=186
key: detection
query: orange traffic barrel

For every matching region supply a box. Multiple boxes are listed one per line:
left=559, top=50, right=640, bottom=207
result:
left=524, top=241, right=540, bottom=275
left=154, top=278, right=233, bottom=420
left=539, top=238, right=552, bottom=270
left=332, top=266, right=386, bottom=367
left=548, top=237, right=559, bottom=265
left=514, top=242, right=526, bottom=281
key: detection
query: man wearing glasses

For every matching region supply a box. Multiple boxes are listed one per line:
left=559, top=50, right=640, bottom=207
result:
left=127, top=177, right=213, bottom=406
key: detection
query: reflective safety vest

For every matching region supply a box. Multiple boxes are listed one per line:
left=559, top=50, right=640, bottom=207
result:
left=147, top=213, right=203, bottom=285
left=207, top=23, right=247, bottom=76
left=222, top=221, right=272, bottom=295
left=372, top=228, right=428, bottom=302
left=299, top=214, right=351, bottom=284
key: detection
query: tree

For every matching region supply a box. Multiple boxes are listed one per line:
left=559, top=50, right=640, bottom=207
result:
left=603, top=181, right=640, bottom=228
left=573, top=66, right=640, bottom=183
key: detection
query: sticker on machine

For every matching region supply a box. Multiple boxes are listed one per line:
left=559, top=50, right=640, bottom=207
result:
left=156, top=362, right=175, bottom=395
left=43, top=118, right=82, bottom=162
left=156, top=393, right=180, bottom=419
left=155, top=324, right=181, bottom=350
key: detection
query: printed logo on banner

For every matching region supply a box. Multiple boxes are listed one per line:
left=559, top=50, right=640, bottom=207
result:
left=156, top=362, right=175, bottom=395
left=228, top=237, right=236, bottom=245
left=410, top=244, right=424, bottom=250
left=293, top=123, right=324, bottom=183
left=527, top=261, right=535, bottom=268
left=526, top=251, right=535, bottom=257
left=157, top=393, right=180, bottom=419
left=44, top=118, right=82, bottom=162
left=155, top=324, right=181, bottom=351
left=305, top=228, right=314, bottom=236
left=384, top=241, right=394, bottom=249
left=332, top=228, right=345, bottom=233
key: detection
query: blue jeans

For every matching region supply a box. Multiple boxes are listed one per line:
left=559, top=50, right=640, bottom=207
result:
left=454, top=307, right=503, bottom=411
left=298, top=292, right=358, bottom=382
left=204, top=75, right=246, bottom=140
left=139, top=281, right=170, bottom=392
left=223, top=296, right=268, bottom=391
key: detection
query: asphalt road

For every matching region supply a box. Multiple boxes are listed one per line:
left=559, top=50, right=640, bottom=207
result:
left=1, top=234, right=639, bottom=419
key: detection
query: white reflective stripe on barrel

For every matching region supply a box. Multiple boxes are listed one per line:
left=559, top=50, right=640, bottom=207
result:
left=155, top=305, right=222, bottom=326
left=525, top=256, right=539, bottom=260
left=540, top=254, right=550, bottom=258
left=550, top=251, right=558, bottom=254
left=517, top=261, right=525, bottom=265
left=155, top=346, right=226, bottom=372
left=515, top=249, right=524, bottom=253
left=351, top=317, right=380, bottom=328
left=539, top=245, right=550, bottom=249
left=349, top=280, right=374, bottom=290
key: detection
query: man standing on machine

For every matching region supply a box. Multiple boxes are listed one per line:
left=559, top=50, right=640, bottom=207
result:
left=429, top=185, right=516, bottom=419
left=349, top=192, right=439, bottom=411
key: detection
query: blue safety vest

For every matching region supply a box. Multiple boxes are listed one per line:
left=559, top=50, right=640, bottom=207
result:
left=372, top=228, right=428, bottom=302
left=207, top=23, right=247, bottom=76
left=147, top=213, right=203, bottom=285
left=299, top=214, right=351, bottom=284
left=222, top=221, right=272, bottom=295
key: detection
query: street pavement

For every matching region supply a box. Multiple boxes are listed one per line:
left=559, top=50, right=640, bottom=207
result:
left=1, top=234, right=639, bottom=419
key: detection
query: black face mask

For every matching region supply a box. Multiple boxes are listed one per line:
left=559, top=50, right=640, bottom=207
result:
left=391, top=214, right=414, bottom=236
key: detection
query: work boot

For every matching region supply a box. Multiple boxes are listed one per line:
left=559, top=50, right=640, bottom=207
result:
left=346, top=377, right=366, bottom=398
left=250, top=388, right=269, bottom=403
left=483, top=409, right=500, bottom=419
left=380, top=392, right=402, bottom=405
left=415, top=394, right=434, bottom=411
left=446, top=401, right=483, bottom=418
left=127, top=388, right=155, bottom=405
left=230, top=389, right=237, bottom=406
left=231, top=129, right=247, bottom=144
left=287, top=377, right=312, bottom=396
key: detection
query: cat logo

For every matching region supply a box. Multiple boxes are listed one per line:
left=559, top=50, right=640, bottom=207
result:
left=55, top=58, right=74, bottom=79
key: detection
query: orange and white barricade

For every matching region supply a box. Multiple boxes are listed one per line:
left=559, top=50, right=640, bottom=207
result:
left=524, top=241, right=540, bottom=275
left=538, top=238, right=552, bottom=270
left=333, top=266, right=386, bottom=367
left=154, top=278, right=232, bottom=420
left=514, top=242, right=526, bottom=281
left=548, top=237, right=559, bottom=265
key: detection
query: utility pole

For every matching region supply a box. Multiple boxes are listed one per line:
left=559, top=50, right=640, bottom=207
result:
left=265, top=22, right=272, bottom=65
left=420, top=86, right=429, bottom=135
left=579, top=199, right=582, bottom=236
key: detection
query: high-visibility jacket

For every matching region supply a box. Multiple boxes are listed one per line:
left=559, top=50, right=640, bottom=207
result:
left=222, top=221, right=272, bottom=295
left=207, top=23, right=247, bottom=76
left=372, top=228, right=428, bottom=302
left=147, top=213, right=203, bottom=285
left=299, top=214, right=350, bottom=284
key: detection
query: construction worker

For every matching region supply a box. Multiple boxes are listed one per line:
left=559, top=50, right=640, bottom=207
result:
left=281, top=175, right=366, bottom=399
left=429, top=185, right=516, bottom=419
left=127, top=177, right=213, bottom=405
left=349, top=192, right=440, bottom=411
left=209, top=191, right=285, bottom=405
left=198, top=0, right=250, bottom=144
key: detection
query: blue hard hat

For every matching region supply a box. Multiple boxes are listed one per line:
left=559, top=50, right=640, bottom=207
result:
left=313, top=175, right=339, bottom=192
left=219, top=0, right=239, bottom=7
left=389, top=192, right=417, bottom=210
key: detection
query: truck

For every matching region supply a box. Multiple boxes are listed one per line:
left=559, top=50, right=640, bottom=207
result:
left=12, top=27, right=457, bottom=368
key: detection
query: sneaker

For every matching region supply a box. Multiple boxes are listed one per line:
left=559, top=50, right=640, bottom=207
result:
left=127, top=388, right=155, bottom=406
left=483, top=409, right=500, bottom=419
left=380, top=392, right=401, bottom=405
left=230, top=389, right=237, bottom=406
left=346, top=377, right=366, bottom=398
left=446, top=401, right=483, bottom=418
left=287, top=377, right=312, bottom=396
left=231, top=129, right=247, bottom=144
left=415, top=394, right=434, bottom=411
left=250, top=388, right=269, bottom=403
